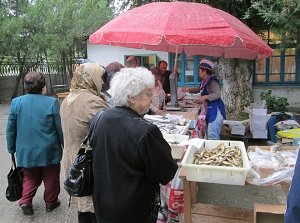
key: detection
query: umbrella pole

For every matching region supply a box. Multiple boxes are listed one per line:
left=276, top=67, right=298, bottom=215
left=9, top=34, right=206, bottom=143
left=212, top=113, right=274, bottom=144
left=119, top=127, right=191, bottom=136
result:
left=166, top=45, right=180, bottom=111
left=174, top=45, right=178, bottom=73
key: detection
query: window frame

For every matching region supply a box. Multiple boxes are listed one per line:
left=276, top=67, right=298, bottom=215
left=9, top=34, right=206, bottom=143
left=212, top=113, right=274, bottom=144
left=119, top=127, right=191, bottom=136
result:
left=169, top=53, right=218, bottom=87
left=124, top=54, right=157, bottom=69
left=253, top=47, right=300, bottom=86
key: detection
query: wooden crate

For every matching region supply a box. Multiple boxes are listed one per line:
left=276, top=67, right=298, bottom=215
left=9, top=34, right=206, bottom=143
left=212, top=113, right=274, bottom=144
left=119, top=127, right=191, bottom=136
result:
left=191, top=203, right=253, bottom=223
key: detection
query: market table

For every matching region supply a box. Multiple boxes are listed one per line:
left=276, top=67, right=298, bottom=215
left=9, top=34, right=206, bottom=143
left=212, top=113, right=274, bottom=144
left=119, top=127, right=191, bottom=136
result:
left=179, top=170, right=288, bottom=223
left=178, top=145, right=294, bottom=223
left=56, top=92, right=69, bottom=104
left=179, top=169, right=254, bottom=223
left=163, top=109, right=198, bottom=121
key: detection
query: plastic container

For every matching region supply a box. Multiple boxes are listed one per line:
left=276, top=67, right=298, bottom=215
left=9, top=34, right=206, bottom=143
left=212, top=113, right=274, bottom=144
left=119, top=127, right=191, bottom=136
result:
left=181, top=140, right=251, bottom=185
left=179, top=120, right=191, bottom=135
left=163, top=134, right=189, bottom=159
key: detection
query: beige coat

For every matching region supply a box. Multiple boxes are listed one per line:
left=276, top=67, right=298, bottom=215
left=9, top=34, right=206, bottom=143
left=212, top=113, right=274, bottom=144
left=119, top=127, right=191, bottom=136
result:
left=60, top=90, right=108, bottom=212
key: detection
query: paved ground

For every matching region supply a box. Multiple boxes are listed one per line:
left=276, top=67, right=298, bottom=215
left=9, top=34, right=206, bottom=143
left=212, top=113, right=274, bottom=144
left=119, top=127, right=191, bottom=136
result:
left=0, top=103, right=289, bottom=222
left=0, top=103, right=77, bottom=223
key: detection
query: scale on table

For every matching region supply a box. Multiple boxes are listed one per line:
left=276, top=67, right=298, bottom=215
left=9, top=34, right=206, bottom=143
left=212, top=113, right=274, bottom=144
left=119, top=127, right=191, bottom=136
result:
left=165, top=72, right=180, bottom=111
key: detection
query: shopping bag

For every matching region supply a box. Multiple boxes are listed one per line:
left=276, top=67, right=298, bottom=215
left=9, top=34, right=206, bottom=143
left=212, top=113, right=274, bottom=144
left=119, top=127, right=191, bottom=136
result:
left=5, top=154, right=23, bottom=202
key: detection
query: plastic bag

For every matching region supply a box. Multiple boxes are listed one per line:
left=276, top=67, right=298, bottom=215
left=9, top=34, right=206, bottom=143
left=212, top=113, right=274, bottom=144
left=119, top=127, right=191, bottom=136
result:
left=246, top=147, right=298, bottom=186
left=244, top=100, right=267, bottom=115
left=157, top=168, right=184, bottom=223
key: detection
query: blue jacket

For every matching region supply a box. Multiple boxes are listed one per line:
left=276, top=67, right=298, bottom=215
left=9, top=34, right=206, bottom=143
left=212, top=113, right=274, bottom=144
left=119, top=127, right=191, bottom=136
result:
left=6, top=94, right=63, bottom=167
left=285, top=151, right=300, bottom=223
left=201, top=77, right=226, bottom=123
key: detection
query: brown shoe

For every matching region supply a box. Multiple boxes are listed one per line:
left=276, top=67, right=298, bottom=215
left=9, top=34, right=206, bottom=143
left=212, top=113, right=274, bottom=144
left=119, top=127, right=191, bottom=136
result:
left=46, top=200, right=61, bottom=212
left=21, top=204, right=34, bottom=215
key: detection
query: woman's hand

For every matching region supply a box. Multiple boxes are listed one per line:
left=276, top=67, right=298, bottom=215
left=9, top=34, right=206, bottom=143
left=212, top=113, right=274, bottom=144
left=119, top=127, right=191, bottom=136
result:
left=155, top=109, right=165, bottom=115
left=199, top=95, right=209, bottom=103
left=181, top=88, right=189, bottom=93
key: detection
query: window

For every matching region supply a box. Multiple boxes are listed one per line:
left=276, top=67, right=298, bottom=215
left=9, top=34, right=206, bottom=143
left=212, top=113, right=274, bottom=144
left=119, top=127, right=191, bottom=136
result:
left=124, top=54, right=157, bottom=69
left=254, top=48, right=299, bottom=85
left=253, top=30, right=299, bottom=86
left=169, top=53, right=218, bottom=87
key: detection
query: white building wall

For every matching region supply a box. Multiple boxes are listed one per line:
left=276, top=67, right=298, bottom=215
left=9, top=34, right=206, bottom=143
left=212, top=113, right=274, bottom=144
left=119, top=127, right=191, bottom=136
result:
left=87, top=43, right=300, bottom=111
left=87, top=42, right=169, bottom=67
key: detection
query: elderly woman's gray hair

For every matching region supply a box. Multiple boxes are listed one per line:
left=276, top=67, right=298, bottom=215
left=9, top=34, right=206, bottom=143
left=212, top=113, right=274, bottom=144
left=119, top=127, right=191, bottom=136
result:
left=24, top=72, right=46, bottom=94
left=110, top=68, right=154, bottom=107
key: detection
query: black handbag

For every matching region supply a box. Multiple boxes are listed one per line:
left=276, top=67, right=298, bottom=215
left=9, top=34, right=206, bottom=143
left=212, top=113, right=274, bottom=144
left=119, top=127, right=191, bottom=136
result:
left=6, top=154, right=23, bottom=202
left=64, top=110, right=104, bottom=197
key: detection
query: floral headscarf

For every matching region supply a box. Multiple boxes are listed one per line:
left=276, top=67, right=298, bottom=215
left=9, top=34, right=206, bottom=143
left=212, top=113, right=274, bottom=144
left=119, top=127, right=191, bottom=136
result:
left=67, top=63, right=105, bottom=105
left=70, top=62, right=104, bottom=96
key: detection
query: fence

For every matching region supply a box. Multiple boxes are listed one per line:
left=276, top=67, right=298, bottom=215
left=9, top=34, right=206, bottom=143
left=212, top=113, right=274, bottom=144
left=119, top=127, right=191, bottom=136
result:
left=0, top=61, right=73, bottom=102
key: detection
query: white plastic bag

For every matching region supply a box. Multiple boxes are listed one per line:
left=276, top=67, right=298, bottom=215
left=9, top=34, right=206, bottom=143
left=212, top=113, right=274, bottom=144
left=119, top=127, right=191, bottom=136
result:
left=246, top=147, right=298, bottom=186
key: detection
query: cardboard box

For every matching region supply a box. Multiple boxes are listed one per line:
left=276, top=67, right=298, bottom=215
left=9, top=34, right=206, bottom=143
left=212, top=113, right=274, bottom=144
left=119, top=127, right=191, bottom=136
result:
left=181, top=140, right=251, bottom=185
left=250, top=113, right=267, bottom=131
left=254, top=203, right=285, bottom=223
left=251, top=130, right=268, bottom=139
left=231, top=124, right=246, bottom=135
left=223, top=120, right=246, bottom=135
left=248, top=145, right=297, bottom=152
left=250, top=119, right=267, bottom=131
left=252, top=108, right=267, bottom=116
left=166, top=111, right=198, bottom=120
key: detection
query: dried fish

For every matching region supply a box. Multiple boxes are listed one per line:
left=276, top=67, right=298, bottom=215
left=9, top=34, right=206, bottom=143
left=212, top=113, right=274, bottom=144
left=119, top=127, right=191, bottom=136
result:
left=193, top=143, right=243, bottom=167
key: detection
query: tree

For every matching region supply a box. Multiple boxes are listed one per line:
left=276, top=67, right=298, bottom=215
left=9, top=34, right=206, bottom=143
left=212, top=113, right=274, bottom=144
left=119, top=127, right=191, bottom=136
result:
left=247, top=0, right=300, bottom=49
left=0, top=0, right=112, bottom=98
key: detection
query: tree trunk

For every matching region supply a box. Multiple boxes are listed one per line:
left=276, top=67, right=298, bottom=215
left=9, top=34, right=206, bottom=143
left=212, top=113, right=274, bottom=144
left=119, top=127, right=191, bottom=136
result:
left=12, top=68, right=26, bottom=98
left=216, top=57, right=253, bottom=118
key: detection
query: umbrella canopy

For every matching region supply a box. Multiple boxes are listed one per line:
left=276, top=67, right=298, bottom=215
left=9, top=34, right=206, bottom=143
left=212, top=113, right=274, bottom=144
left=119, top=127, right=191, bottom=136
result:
left=89, top=2, right=272, bottom=60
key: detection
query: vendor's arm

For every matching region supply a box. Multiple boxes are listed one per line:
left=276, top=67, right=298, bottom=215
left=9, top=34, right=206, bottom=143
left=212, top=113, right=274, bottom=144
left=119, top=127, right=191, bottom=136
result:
left=182, top=87, right=199, bottom=94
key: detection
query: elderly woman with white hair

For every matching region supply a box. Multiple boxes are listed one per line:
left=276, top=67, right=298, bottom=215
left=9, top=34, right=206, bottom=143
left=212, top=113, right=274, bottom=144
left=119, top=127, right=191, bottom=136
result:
left=91, top=67, right=178, bottom=223
left=60, top=62, right=109, bottom=223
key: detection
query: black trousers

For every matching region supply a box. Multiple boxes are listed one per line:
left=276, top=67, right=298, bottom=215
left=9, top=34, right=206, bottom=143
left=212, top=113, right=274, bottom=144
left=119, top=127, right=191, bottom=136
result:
left=78, top=211, right=97, bottom=223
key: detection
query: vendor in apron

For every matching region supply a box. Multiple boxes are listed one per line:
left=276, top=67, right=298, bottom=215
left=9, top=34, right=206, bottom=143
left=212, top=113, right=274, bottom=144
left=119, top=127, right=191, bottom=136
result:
left=186, top=59, right=226, bottom=139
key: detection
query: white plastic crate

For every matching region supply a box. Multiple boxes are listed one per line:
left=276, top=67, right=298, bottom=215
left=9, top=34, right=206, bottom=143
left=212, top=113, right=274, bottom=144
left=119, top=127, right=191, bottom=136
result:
left=181, top=140, right=251, bottom=185
left=163, top=134, right=189, bottom=159
left=178, top=120, right=191, bottom=135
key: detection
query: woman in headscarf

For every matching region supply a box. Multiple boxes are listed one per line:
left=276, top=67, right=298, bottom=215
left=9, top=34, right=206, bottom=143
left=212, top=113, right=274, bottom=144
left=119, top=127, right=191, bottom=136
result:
left=60, top=62, right=109, bottom=223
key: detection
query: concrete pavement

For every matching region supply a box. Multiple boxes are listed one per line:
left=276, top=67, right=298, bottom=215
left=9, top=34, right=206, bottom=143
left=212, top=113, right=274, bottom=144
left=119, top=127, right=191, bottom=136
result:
left=0, top=102, right=289, bottom=222
left=0, top=103, right=77, bottom=223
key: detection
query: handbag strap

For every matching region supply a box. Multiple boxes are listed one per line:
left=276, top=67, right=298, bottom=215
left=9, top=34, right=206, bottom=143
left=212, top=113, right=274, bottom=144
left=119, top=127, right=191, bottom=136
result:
left=11, top=154, right=17, bottom=169
left=82, top=110, right=105, bottom=146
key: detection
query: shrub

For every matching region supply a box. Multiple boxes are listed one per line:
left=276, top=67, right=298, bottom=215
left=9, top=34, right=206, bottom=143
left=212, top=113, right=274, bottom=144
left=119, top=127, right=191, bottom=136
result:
left=260, top=89, right=289, bottom=113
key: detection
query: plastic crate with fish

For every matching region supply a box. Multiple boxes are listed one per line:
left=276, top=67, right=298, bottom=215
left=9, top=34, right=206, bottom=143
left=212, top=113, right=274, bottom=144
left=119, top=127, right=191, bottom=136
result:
left=181, top=140, right=251, bottom=185
left=163, top=134, right=189, bottom=159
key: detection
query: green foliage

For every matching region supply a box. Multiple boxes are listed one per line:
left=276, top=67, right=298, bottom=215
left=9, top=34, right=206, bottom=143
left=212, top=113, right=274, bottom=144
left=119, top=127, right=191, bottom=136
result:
left=260, top=89, right=289, bottom=113
left=247, top=0, right=300, bottom=49
left=0, top=0, right=112, bottom=96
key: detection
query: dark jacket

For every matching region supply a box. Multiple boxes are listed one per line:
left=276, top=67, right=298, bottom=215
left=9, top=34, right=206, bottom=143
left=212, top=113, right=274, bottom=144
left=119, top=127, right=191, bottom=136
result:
left=6, top=94, right=63, bottom=167
left=162, top=70, right=172, bottom=94
left=92, top=106, right=178, bottom=223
